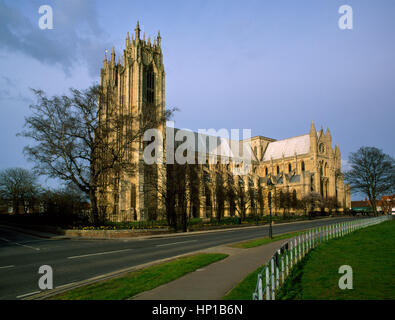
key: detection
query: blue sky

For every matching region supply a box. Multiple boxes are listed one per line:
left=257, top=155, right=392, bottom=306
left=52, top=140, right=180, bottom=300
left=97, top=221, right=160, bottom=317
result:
left=0, top=0, right=394, bottom=198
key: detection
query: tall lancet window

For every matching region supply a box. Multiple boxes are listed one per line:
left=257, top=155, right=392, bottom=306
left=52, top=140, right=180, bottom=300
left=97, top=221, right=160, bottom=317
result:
left=145, top=65, right=155, bottom=104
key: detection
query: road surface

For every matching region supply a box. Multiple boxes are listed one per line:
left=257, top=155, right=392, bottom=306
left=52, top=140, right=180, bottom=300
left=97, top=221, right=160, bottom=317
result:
left=0, top=217, right=356, bottom=300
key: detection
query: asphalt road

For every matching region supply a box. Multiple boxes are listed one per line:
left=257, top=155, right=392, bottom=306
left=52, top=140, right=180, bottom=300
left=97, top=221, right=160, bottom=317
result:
left=0, top=217, right=357, bottom=300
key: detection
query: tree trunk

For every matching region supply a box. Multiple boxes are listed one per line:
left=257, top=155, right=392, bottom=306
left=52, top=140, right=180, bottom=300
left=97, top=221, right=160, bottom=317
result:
left=368, top=196, right=377, bottom=216
left=13, top=198, right=19, bottom=215
left=89, top=189, right=99, bottom=226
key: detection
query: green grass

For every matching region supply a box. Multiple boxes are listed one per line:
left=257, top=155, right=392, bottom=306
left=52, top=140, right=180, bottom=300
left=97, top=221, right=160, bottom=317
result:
left=50, top=253, right=228, bottom=300
left=223, top=265, right=263, bottom=300
left=230, top=230, right=305, bottom=249
left=278, top=219, right=395, bottom=300
left=224, top=219, right=395, bottom=300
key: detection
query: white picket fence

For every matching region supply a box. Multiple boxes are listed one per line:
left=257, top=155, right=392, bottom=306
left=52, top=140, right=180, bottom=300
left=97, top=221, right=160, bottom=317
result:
left=252, top=215, right=392, bottom=300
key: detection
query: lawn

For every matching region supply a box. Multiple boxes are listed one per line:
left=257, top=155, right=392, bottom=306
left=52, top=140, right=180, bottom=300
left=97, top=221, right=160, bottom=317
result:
left=50, top=253, right=228, bottom=300
left=224, top=219, right=395, bottom=300
left=278, top=219, right=395, bottom=300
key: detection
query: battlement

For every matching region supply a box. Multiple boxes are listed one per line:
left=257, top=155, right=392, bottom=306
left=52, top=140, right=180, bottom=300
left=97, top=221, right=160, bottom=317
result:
left=102, top=21, right=163, bottom=74
left=126, top=21, right=162, bottom=50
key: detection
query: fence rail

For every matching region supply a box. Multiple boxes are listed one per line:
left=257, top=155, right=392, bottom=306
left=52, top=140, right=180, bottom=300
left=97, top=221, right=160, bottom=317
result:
left=252, top=215, right=392, bottom=300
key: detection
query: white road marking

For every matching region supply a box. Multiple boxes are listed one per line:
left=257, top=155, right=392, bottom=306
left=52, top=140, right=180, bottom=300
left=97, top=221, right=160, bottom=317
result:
left=67, top=248, right=132, bottom=259
left=156, top=240, right=198, bottom=247
left=0, top=265, right=14, bottom=269
left=0, top=237, right=40, bottom=251
left=16, top=291, right=40, bottom=299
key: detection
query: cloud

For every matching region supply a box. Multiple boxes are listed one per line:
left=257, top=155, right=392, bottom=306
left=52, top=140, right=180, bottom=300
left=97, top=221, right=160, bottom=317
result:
left=0, top=76, right=32, bottom=103
left=0, top=0, right=111, bottom=77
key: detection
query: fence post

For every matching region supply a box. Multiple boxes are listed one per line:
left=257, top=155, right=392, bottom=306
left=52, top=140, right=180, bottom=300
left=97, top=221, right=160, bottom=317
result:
left=286, top=248, right=289, bottom=276
left=320, top=226, right=323, bottom=243
left=258, top=274, right=263, bottom=300
left=290, top=240, right=293, bottom=267
left=306, top=231, right=309, bottom=252
left=266, top=265, right=270, bottom=300
left=298, top=235, right=302, bottom=261
left=281, top=254, right=285, bottom=283
left=271, top=257, right=275, bottom=300
left=337, top=223, right=340, bottom=238
left=313, top=228, right=317, bottom=248
left=276, top=253, right=280, bottom=289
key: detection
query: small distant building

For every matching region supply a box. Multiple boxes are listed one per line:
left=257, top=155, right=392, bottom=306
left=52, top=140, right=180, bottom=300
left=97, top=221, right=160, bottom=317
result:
left=351, top=195, right=395, bottom=214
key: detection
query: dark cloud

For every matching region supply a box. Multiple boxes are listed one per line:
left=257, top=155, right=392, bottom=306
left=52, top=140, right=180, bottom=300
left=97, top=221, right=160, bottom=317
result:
left=0, top=0, right=111, bottom=77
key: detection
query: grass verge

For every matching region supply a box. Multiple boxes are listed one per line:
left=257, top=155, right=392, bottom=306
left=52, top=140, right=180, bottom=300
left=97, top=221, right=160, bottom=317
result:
left=230, top=230, right=304, bottom=249
left=222, top=264, right=262, bottom=300
left=278, top=219, right=395, bottom=300
left=50, top=253, right=228, bottom=300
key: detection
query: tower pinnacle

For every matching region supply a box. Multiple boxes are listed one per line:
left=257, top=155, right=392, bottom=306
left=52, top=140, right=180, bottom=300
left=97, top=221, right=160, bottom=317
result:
left=157, top=30, right=161, bottom=47
left=309, top=121, right=316, bottom=136
left=111, top=47, right=115, bottom=63
left=135, top=21, right=141, bottom=40
left=126, top=32, right=131, bottom=48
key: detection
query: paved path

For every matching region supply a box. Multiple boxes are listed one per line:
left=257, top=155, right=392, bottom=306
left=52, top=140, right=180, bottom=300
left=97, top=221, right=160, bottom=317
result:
left=133, top=239, right=285, bottom=300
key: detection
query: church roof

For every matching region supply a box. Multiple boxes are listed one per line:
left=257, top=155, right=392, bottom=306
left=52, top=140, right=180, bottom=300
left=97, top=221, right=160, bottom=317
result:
left=171, top=128, right=258, bottom=162
left=262, top=134, right=310, bottom=161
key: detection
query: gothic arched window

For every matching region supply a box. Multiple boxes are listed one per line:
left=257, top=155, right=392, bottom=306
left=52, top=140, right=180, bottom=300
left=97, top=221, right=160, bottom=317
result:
left=145, top=65, right=155, bottom=104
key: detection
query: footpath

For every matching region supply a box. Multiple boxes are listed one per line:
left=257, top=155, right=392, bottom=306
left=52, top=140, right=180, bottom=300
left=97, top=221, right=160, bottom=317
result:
left=133, top=239, right=285, bottom=300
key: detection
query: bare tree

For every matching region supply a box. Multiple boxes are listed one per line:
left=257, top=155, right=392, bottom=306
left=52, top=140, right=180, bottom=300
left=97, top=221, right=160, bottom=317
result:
left=39, top=184, right=89, bottom=225
left=0, top=168, right=40, bottom=214
left=257, top=180, right=265, bottom=217
left=276, top=190, right=293, bottom=217
left=380, top=196, right=394, bottom=215
left=214, top=171, right=226, bottom=223
left=300, top=192, right=323, bottom=217
left=226, top=175, right=253, bottom=221
left=19, top=84, right=174, bottom=225
left=144, top=162, right=200, bottom=232
left=324, top=196, right=338, bottom=215
left=345, top=147, right=395, bottom=215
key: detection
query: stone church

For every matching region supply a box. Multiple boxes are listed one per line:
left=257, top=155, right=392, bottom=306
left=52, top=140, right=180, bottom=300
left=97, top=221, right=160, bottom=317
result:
left=98, top=22, right=351, bottom=222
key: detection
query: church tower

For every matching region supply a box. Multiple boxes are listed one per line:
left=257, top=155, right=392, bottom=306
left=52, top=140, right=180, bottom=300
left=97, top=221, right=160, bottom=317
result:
left=98, top=22, right=165, bottom=221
